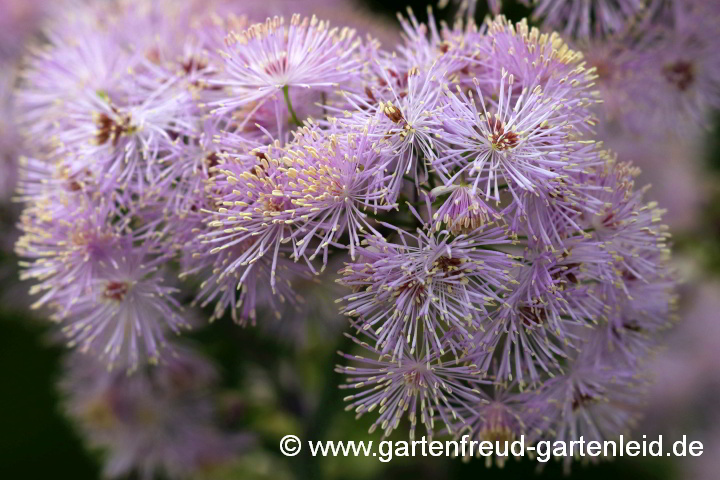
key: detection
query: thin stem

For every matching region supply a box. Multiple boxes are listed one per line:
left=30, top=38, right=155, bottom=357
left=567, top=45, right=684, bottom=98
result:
left=402, top=175, right=431, bottom=193
left=283, top=85, right=303, bottom=127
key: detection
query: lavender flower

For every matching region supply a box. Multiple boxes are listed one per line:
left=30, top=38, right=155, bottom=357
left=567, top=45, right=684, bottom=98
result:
left=197, top=120, right=392, bottom=321
left=278, top=124, right=396, bottom=260
left=199, top=146, right=309, bottom=287
left=332, top=63, right=450, bottom=197
left=209, top=15, right=363, bottom=118
left=530, top=357, right=647, bottom=470
left=393, top=7, right=482, bottom=76
left=436, top=74, right=598, bottom=202
left=339, top=210, right=515, bottom=359
left=15, top=196, right=124, bottom=314
left=627, top=17, right=720, bottom=137
left=58, top=241, right=190, bottom=371
left=581, top=161, right=671, bottom=287
left=446, top=383, right=537, bottom=465
left=476, top=17, right=601, bottom=121
left=521, top=0, right=646, bottom=38
left=10, top=2, right=678, bottom=470
left=473, top=237, right=616, bottom=387
left=431, top=185, right=498, bottom=234
left=60, top=347, right=251, bottom=479
left=184, top=235, right=308, bottom=325
left=337, top=329, right=487, bottom=440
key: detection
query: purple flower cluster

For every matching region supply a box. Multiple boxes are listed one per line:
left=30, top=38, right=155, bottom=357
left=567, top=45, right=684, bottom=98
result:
left=521, top=0, right=647, bottom=38
left=60, top=348, right=251, bottom=479
left=11, top=0, right=684, bottom=473
left=519, top=0, right=720, bottom=139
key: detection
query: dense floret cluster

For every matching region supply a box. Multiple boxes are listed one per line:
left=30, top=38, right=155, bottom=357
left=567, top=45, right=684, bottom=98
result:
left=12, top=0, right=708, bottom=476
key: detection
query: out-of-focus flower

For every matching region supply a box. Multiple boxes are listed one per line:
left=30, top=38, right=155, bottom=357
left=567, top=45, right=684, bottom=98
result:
left=394, top=6, right=483, bottom=77
left=530, top=357, right=647, bottom=471
left=446, top=383, right=538, bottom=466
left=438, top=0, right=483, bottom=18
left=58, top=241, right=191, bottom=371
left=15, top=196, right=124, bottom=314
left=60, top=347, right=252, bottom=479
left=596, top=131, right=705, bottom=232
left=579, top=0, right=720, bottom=138
left=209, top=14, right=363, bottom=115
left=643, top=280, right=720, bottom=427
left=184, top=234, right=309, bottom=325
left=0, top=0, right=49, bottom=60
left=629, top=21, right=720, bottom=137
left=520, top=0, right=646, bottom=38
left=0, top=66, right=20, bottom=206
